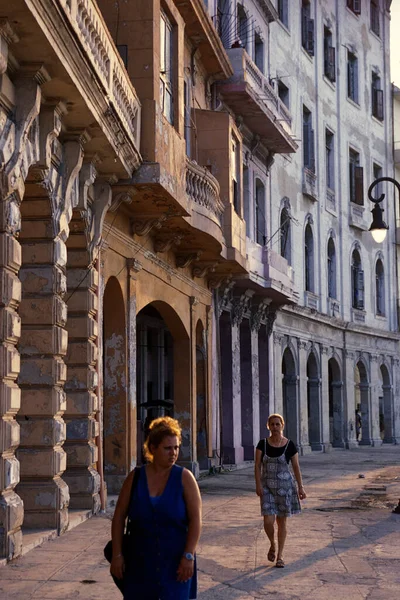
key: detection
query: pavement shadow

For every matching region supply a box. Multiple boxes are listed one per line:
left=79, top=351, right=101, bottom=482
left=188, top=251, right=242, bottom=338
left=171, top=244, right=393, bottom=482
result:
left=197, top=512, right=398, bottom=598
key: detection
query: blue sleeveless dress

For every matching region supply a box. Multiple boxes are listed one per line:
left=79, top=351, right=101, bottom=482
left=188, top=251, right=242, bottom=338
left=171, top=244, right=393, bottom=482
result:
left=123, top=464, right=197, bottom=600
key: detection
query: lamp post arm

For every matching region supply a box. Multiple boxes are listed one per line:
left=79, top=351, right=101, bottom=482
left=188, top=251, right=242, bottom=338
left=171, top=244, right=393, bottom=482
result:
left=368, top=176, right=400, bottom=205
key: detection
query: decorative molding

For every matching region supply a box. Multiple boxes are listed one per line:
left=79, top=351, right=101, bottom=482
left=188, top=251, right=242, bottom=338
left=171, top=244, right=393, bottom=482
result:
left=127, top=258, right=143, bottom=274
left=190, top=296, right=199, bottom=307
left=250, top=299, right=271, bottom=332
left=154, top=233, right=183, bottom=254
left=345, top=350, right=355, bottom=360
left=208, top=274, right=232, bottom=290
left=192, top=261, right=218, bottom=279
left=218, top=281, right=235, bottom=315
left=231, top=290, right=254, bottom=326
left=273, top=332, right=284, bottom=345
left=89, top=180, right=112, bottom=253
left=297, top=339, right=308, bottom=351
left=176, top=251, right=203, bottom=269
left=109, top=189, right=136, bottom=213
left=131, top=215, right=167, bottom=237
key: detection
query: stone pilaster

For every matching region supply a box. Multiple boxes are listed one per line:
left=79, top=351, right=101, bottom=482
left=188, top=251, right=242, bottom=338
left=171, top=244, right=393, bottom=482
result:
left=240, top=319, right=257, bottom=461
left=297, top=340, right=311, bottom=454
left=127, top=258, right=141, bottom=470
left=344, top=350, right=358, bottom=448
left=320, top=346, right=332, bottom=452
left=258, top=326, right=269, bottom=439
left=392, top=358, right=400, bottom=444
left=273, top=332, right=284, bottom=417
left=369, top=355, right=382, bottom=446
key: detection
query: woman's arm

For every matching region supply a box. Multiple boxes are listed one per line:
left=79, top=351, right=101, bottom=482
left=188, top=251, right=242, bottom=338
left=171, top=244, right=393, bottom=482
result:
left=177, top=469, right=202, bottom=583
left=291, top=454, right=306, bottom=499
left=254, top=448, right=263, bottom=497
left=110, top=469, right=135, bottom=579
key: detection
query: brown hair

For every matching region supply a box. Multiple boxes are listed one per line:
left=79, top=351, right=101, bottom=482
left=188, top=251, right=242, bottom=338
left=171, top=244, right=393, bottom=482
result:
left=143, top=416, right=182, bottom=462
left=267, top=413, right=285, bottom=428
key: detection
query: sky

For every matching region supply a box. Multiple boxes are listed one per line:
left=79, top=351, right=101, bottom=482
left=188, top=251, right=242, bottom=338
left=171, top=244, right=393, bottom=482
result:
left=392, top=1, right=400, bottom=85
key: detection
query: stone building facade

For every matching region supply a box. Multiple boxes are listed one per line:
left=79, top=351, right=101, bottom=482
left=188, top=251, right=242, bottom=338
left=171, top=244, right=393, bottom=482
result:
left=0, top=0, right=399, bottom=564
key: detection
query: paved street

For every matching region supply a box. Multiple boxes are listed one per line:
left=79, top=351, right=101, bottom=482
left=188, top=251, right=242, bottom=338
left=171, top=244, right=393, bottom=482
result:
left=1, top=446, right=399, bottom=599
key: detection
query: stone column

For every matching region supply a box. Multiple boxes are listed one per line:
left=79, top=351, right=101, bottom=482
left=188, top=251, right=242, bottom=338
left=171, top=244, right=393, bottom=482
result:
left=240, top=317, right=259, bottom=461
left=0, top=208, right=23, bottom=558
left=297, top=340, right=311, bottom=454
left=320, top=346, right=331, bottom=452
left=17, top=229, right=69, bottom=530
left=369, top=355, right=382, bottom=446
left=273, top=333, right=284, bottom=416
left=344, top=350, right=358, bottom=448
left=258, top=326, right=269, bottom=439
left=382, top=383, right=394, bottom=443
left=63, top=257, right=100, bottom=511
left=392, top=358, right=400, bottom=444
left=127, top=259, right=142, bottom=470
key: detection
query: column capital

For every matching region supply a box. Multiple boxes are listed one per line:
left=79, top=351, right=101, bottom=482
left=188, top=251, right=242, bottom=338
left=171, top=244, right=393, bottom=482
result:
left=127, top=258, right=142, bottom=275
left=297, top=339, right=307, bottom=351
left=231, top=290, right=254, bottom=326
left=273, top=332, right=284, bottom=345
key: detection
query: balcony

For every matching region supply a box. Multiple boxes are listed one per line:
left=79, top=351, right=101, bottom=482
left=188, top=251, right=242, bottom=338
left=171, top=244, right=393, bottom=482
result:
left=185, top=158, right=225, bottom=243
left=302, top=168, right=318, bottom=201
left=349, top=203, right=369, bottom=231
left=218, top=48, right=297, bottom=154
left=174, top=0, right=233, bottom=79
left=244, top=240, right=298, bottom=305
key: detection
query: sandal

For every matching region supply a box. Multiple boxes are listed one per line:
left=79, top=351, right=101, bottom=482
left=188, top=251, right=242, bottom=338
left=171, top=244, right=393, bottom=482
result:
left=267, top=548, right=276, bottom=562
left=275, top=558, right=285, bottom=568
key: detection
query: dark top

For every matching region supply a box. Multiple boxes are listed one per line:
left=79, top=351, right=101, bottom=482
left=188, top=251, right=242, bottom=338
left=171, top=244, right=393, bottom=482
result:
left=124, top=464, right=196, bottom=600
left=256, top=438, right=298, bottom=464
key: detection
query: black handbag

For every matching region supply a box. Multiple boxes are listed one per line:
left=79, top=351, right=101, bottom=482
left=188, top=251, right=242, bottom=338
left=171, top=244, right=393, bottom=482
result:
left=104, top=466, right=141, bottom=592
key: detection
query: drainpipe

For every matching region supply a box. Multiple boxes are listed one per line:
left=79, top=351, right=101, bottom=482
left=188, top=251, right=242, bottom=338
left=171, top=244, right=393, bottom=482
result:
left=95, top=255, right=106, bottom=512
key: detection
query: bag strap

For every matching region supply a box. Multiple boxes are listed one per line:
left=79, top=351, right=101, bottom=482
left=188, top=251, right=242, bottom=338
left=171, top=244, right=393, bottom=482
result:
left=128, top=466, right=141, bottom=506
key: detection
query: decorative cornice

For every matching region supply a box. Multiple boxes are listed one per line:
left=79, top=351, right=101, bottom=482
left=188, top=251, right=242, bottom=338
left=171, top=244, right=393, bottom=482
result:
left=176, top=251, right=203, bottom=269
left=110, top=190, right=136, bottom=213
left=250, top=299, right=271, bottom=332
left=131, top=215, right=167, bottom=237
left=231, top=290, right=255, bottom=326
left=154, top=233, right=183, bottom=253
left=127, top=258, right=143, bottom=274
left=192, top=261, right=218, bottom=279
left=218, top=281, right=235, bottom=315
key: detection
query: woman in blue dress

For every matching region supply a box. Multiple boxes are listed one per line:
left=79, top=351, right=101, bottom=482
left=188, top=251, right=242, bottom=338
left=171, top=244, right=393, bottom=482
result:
left=110, top=416, right=201, bottom=599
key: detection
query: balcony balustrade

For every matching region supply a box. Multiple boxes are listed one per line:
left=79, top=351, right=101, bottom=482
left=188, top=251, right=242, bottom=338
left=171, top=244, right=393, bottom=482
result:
left=218, top=48, right=297, bottom=154
left=59, top=0, right=141, bottom=149
left=186, top=159, right=224, bottom=224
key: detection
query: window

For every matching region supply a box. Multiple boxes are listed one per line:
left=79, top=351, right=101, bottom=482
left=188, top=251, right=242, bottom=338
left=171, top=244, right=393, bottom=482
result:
left=349, top=149, right=363, bottom=204
left=347, top=0, right=361, bottom=15
left=372, top=72, right=384, bottom=120
left=305, top=223, right=314, bottom=292
left=323, top=27, right=336, bottom=82
left=278, top=0, right=289, bottom=28
left=278, top=80, right=289, bottom=108
left=231, top=137, right=241, bottom=214
left=160, top=11, right=174, bottom=124
left=373, top=163, right=383, bottom=198
left=376, top=259, right=385, bottom=315
left=184, top=81, right=191, bottom=157
left=326, top=130, right=334, bottom=190
left=243, top=165, right=250, bottom=237
left=254, top=32, right=264, bottom=72
left=237, top=4, right=248, bottom=50
left=216, top=0, right=230, bottom=47
left=280, top=207, right=291, bottom=264
left=347, top=51, right=359, bottom=103
left=301, top=1, right=314, bottom=56
left=303, top=106, right=315, bottom=172
left=351, top=250, right=364, bottom=310
left=327, top=238, right=336, bottom=299
left=371, top=1, right=380, bottom=36
left=255, top=179, right=266, bottom=245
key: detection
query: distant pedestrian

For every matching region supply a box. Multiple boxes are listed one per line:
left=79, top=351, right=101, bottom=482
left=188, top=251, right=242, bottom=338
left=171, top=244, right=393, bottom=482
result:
left=254, top=414, right=306, bottom=568
left=110, top=416, right=202, bottom=599
left=355, top=410, right=362, bottom=442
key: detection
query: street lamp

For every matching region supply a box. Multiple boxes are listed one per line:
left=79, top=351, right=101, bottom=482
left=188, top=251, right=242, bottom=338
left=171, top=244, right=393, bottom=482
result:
left=368, top=177, right=400, bottom=243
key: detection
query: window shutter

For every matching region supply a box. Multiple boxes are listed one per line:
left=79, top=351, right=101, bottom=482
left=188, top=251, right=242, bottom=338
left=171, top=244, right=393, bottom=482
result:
left=302, top=13, right=307, bottom=48
left=357, top=270, right=364, bottom=310
left=303, top=119, right=309, bottom=168
left=354, top=58, right=359, bottom=102
left=309, top=128, right=315, bottom=172
left=353, top=0, right=361, bottom=15
left=375, top=89, right=384, bottom=120
left=282, top=1, right=288, bottom=27
left=355, top=166, right=364, bottom=205
left=347, top=0, right=353, bottom=8
left=328, top=47, right=336, bottom=82
left=307, top=18, right=315, bottom=56
left=347, top=59, right=352, bottom=97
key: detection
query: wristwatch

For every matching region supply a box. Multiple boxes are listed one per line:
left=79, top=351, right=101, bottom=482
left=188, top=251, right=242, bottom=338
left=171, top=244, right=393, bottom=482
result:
left=183, top=552, right=194, bottom=561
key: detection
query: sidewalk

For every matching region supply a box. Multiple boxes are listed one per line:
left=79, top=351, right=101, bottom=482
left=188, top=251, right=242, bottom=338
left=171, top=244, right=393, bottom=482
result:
left=0, top=446, right=399, bottom=599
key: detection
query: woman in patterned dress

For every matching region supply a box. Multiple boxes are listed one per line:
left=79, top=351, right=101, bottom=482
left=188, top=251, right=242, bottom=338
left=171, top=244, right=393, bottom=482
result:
left=254, top=414, right=306, bottom=568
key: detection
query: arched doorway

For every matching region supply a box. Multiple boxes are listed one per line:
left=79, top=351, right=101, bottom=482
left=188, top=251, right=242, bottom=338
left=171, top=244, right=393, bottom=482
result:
left=136, top=302, right=191, bottom=465
left=103, top=277, right=127, bottom=493
left=355, top=361, right=370, bottom=445
left=380, top=364, right=393, bottom=443
left=307, top=352, right=321, bottom=450
left=282, top=348, right=298, bottom=445
left=196, top=321, right=208, bottom=469
left=328, top=358, right=344, bottom=447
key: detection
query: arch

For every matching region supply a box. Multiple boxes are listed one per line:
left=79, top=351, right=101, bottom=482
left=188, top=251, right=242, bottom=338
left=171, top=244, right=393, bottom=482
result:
left=254, top=26, right=264, bottom=72
left=255, top=177, right=266, bottom=245
left=355, top=360, right=371, bottom=445
left=328, top=357, right=344, bottom=447
left=280, top=206, right=291, bottom=264
left=375, top=258, right=385, bottom=316
left=379, top=363, right=393, bottom=443
left=305, top=221, right=314, bottom=292
left=136, top=301, right=191, bottom=464
left=282, top=347, right=298, bottom=445
left=307, top=351, right=322, bottom=449
left=195, top=319, right=208, bottom=469
left=103, top=276, right=127, bottom=493
left=327, top=236, right=337, bottom=299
